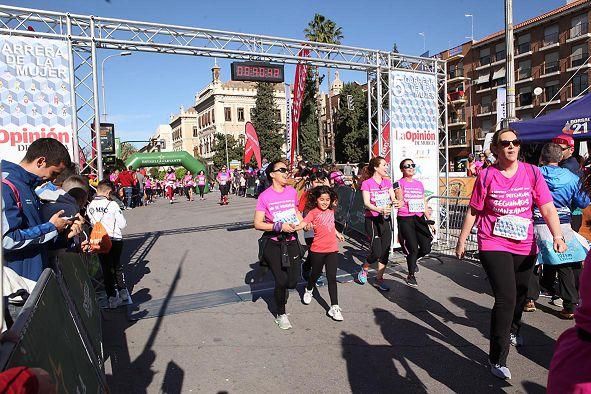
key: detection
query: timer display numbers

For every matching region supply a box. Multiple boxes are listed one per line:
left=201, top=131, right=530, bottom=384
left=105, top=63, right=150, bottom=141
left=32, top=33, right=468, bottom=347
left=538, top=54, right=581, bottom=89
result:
left=231, top=62, right=285, bottom=83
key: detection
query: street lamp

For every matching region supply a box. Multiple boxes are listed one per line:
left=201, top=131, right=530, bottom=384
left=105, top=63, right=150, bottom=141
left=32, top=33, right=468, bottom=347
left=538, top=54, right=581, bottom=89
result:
left=101, top=51, right=132, bottom=122
left=465, top=14, right=474, bottom=41
left=217, top=100, right=230, bottom=169
left=418, top=32, right=426, bottom=53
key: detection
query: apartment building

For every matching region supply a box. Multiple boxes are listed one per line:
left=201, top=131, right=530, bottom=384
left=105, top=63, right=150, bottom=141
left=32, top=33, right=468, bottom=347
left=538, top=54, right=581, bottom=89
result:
left=438, top=0, right=591, bottom=171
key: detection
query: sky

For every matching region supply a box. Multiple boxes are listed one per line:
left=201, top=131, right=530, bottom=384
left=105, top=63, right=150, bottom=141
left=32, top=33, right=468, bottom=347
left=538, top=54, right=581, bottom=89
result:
left=4, top=0, right=568, bottom=145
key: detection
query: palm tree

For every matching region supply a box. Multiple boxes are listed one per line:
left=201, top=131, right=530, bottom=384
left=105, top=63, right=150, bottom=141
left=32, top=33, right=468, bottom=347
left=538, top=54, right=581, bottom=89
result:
left=305, top=14, right=343, bottom=162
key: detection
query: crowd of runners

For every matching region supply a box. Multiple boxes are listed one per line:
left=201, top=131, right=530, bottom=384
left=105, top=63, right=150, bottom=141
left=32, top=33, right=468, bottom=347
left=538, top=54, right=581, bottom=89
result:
left=252, top=128, right=591, bottom=389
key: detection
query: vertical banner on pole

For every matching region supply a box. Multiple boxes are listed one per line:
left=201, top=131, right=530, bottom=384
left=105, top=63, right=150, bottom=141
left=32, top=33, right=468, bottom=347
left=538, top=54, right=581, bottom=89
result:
left=0, top=36, right=74, bottom=163
left=371, top=121, right=390, bottom=163
left=496, top=87, right=507, bottom=130
left=284, top=83, right=292, bottom=161
left=290, top=48, right=310, bottom=164
left=389, top=70, right=439, bottom=246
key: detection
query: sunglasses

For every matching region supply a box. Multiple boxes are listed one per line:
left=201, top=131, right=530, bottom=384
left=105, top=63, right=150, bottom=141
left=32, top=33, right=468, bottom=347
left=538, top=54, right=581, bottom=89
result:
left=272, top=167, right=289, bottom=174
left=402, top=164, right=416, bottom=169
left=499, top=139, right=521, bottom=148
left=560, top=145, right=571, bottom=151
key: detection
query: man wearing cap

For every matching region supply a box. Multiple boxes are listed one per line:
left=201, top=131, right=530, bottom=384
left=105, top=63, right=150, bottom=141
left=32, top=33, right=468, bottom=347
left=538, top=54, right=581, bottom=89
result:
left=552, top=134, right=581, bottom=177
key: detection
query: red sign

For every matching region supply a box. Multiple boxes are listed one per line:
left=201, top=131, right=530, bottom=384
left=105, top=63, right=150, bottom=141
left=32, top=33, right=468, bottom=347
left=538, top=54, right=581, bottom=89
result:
left=244, top=122, right=262, bottom=169
left=290, top=48, right=310, bottom=164
left=371, top=121, right=391, bottom=163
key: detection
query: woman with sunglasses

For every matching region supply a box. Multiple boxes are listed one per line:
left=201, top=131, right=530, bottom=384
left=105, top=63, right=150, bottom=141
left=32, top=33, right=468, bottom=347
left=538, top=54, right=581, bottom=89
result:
left=254, top=160, right=306, bottom=330
left=455, top=128, right=566, bottom=380
left=396, top=158, right=433, bottom=287
left=357, top=156, right=401, bottom=291
left=216, top=165, right=232, bottom=205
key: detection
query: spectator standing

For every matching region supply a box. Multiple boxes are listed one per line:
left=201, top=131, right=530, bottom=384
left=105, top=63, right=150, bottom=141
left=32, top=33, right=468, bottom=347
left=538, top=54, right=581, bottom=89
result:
left=117, top=166, right=136, bottom=209
left=135, top=169, right=145, bottom=207
left=1, top=138, right=77, bottom=282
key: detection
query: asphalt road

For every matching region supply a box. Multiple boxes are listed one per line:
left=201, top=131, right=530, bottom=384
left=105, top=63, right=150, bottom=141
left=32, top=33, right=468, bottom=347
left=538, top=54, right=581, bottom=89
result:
left=102, top=192, right=573, bottom=393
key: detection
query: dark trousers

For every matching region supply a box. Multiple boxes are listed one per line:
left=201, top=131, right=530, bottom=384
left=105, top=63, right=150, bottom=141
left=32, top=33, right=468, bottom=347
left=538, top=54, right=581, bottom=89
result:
left=307, top=251, right=339, bottom=305
left=184, top=186, right=192, bottom=200
left=364, top=216, right=392, bottom=265
left=557, top=263, right=582, bottom=312
left=572, top=214, right=583, bottom=232
left=480, top=251, right=536, bottom=365
left=263, top=239, right=301, bottom=315
left=198, top=185, right=205, bottom=198
left=397, top=215, right=432, bottom=274
left=98, top=240, right=126, bottom=298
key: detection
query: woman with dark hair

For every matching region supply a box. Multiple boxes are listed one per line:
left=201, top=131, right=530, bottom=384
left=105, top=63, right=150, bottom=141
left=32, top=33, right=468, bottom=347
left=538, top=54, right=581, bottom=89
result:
left=456, top=128, right=566, bottom=380
left=357, top=156, right=401, bottom=291
left=164, top=167, right=176, bottom=204
left=196, top=170, right=207, bottom=200
left=301, top=185, right=345, bottom=321
left=396, top=158, right=433, bottom=287
left=216, top=165, right=232, bottom=205
left=254, top=159, right=306, bottom=330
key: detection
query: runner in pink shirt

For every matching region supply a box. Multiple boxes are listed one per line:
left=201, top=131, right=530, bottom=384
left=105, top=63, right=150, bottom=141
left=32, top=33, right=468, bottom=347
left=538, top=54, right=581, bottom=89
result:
left=183, top=171, right=195, bottom=201
left=217, top=165, right=232, bottom=205
left=254, top=159, right=306, bottom=330
left=456, top=128, right=566, bottom=380
left=196, top=170, right=207, bottom=200
left=164, top=168, right=176, bottom=204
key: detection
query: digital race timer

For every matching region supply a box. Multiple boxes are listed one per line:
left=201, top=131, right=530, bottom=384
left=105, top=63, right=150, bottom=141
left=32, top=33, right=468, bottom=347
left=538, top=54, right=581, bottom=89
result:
left=230, top=62, right=285, bottom=83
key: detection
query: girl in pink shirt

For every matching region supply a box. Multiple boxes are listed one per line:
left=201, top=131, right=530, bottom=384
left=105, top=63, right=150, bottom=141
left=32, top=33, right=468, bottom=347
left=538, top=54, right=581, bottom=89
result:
left=396, top=158, right=433, bottom=287
left=164, top=168, right=176, bottom=204
left=217, top=165, right=232, bottom=205
left=196, top=170, right=207, bottom=200
left=456, top=129, right=566, bottom=380
left=301, top=185, right=345, bottom=321
left=183, top=171, right=195, bottom=201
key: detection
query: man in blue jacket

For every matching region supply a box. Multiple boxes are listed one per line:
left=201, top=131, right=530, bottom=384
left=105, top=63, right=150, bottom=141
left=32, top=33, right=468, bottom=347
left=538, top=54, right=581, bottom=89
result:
left=2, top=138, right=76, bottom=282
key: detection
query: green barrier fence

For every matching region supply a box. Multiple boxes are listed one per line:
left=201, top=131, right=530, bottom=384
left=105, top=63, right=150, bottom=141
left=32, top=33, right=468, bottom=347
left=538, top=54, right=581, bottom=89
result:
left=56, top=253, right=103, bottom=371
left=0, top=269, right=106, bottom=392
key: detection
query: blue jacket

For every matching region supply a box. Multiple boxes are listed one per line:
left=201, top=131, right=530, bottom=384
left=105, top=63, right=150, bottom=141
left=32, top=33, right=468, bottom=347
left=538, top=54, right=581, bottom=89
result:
left=533, top=165, right=590, bottom=225
left=1, top=160, right=58, bottom=280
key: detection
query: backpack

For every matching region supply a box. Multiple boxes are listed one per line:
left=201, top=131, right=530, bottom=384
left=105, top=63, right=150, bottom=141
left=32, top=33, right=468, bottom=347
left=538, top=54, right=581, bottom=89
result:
left=2, top=178, right=22, bottom=211
left=482, top=162, right=538, bottom=191
left=88, top=202, right=113, bottom=254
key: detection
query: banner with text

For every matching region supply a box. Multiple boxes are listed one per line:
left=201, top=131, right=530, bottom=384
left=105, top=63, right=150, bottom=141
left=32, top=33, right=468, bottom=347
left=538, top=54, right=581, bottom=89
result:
left=389, top=70, right=439, bottom=246
left=284, top=83, right=292, bottom=161
left=496, top=87, right=507, bottom=130
left=290, top=48, right=310, bottom=164
left=0, top=36, right=74, bottom=163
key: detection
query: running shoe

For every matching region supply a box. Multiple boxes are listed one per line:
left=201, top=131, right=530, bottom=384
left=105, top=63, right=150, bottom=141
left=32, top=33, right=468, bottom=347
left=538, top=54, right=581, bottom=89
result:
left=328, top=305, right=344, bottom=321
left=523, top=300, right=536, bottom=312
left=275, top=314, right=292, bottom=330
left=489, top=362, right=512, bottom=380
left=108, top=295, right=122, bottom=309
left=303, top=288, right=313, bottom=305
left=539, top=290, right=553, bottom=298
left=406, top=275, right=418, bottom=287
left=316, top=275, right=325, bottom=287
left=119, top=288, right=130, bottom=302
left=373, top=277, right=390, bottom=292
left=559, top=309, right=575, bottom=320
left=357, top=269, right=368, bottom=284
left=550, top=296, right=563, bottom=308
left=509, top=333, right=523, bottom=347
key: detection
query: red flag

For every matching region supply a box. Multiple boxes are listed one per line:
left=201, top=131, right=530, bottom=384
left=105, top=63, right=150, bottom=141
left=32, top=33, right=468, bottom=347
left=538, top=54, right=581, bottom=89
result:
left=372, top=121, right=391, bottom=164
left=290, top=48, right=310, bottom=164
left=244, top=122, right=262, bottom=169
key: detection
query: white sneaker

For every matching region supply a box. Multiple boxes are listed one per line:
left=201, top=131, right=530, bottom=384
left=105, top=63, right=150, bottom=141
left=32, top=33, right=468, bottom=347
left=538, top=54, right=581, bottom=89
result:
left=509, top=333, right=523, bottom=347
left=328, top=305, right=344, bottom=321
left=119, top=288, right=130, bottom=302
left=275, top=314, right=292, bottom=330
left=108, top=295, right=122, bottom=309
left=489, top=363, right=511, bottom=380
left=303, top=288, right=313, bottom=305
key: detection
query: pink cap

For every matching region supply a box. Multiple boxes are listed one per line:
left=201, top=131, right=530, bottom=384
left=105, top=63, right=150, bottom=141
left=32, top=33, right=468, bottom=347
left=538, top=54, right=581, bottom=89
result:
left=552, top=134, right=575, bottom=148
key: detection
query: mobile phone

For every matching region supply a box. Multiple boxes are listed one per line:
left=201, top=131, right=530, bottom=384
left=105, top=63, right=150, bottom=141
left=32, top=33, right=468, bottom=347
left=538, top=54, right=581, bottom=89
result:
left=392, top=181, right=400, bottom=190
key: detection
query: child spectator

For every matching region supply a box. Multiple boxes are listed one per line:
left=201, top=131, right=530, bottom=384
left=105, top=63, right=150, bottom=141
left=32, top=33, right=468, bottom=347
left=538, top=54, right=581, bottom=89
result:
left=86, top=181, right=128, bottom=309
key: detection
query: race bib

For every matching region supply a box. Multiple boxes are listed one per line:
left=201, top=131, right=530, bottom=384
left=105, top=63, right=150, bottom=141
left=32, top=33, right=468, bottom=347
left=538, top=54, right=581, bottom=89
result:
left=493, top=215, right=531, bottom=241
left=273, top=208, right=300, bottom=225
left=408, top=199, right=425, bottom=213
left=374, top=192, right=390, bottom=208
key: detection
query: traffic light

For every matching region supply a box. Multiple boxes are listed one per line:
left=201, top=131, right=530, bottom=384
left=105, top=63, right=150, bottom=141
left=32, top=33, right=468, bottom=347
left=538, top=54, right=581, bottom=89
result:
left=347, top=95, right=354, bottom=110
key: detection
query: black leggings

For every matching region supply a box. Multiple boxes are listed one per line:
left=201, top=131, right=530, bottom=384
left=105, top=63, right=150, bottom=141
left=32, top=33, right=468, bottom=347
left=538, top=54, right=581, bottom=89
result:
left=307, top=251, right=338, bottom=305
left=397, top=215, right=432, bottom=274
left=263, top=239, right=302, bottom=315
left=198, top=185, right=205, bottom=198
left=98, top=240, right=126, bottom=298
left=480, top=251, right=536, bottom=365
left=220, top=184, right=230, bottom=197
left=364, top=216, right=392, bottom=265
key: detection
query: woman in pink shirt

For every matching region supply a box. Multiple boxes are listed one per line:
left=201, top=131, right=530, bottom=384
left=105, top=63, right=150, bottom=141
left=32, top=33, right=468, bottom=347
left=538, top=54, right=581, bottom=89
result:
left=183, top=171, right=195, bottom=201
left=357, top=156, right=401, bottom=291
left=217, top=165, right=232, bottom=205
left=396, top=158, right=433, bottom=287
left=196, top=170, right=207, bottom=200
left=164, top=167, right=176, bottom=204
left=456, top=128, right=566, bottom=380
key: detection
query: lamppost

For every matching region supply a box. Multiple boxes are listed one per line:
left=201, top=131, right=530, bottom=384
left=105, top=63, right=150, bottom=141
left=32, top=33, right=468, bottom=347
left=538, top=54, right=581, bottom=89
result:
left=217, top=99, right=230, bottom=169
left=465, top=14, right=474, bottom=41
left=101, top=51, right=132, bottom=122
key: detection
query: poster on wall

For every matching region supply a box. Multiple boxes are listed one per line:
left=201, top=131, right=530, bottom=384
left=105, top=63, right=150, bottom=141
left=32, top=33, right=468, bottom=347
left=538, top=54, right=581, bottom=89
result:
left=389, top=70, right=439, bottom=246
left=0, top=36, right=74, bottom=163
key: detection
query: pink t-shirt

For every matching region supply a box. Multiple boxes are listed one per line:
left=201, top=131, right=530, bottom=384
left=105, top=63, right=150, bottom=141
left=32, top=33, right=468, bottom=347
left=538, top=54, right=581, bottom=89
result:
left=360, top=178, right=393, bottom=218
left=256, top=186, right=299, bottom=225
left=144, top=179, right=152, bottom=189
left=397, top=178, right=425, bottom=217
left=547, top=251, right=591, bottom=393
left=469, top=162, right=553, bottom=255
left=183, top=175, right=194, bottom=186
left=165, top=173, right=176, bottom=184
left=304, top=207, right=338, bottom=253
left=197, top=175, right=206, bottom=186
left=217, top=171, right=231, bottom=185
